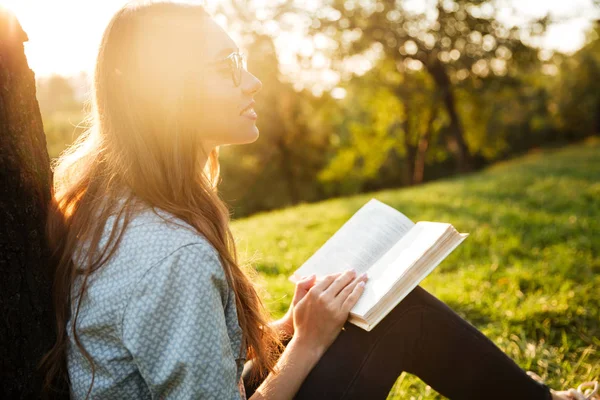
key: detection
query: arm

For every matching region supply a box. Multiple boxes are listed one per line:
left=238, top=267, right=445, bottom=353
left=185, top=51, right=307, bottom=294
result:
left=122, top=243, right=243, bottom=399
left=251, top=271, right=368, bottom=400
left=249, top=337, right=324, bottom=400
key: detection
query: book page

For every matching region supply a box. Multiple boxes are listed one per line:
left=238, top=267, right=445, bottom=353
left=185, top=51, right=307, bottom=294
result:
left=350, top=222, right=451, bottom=316
left=290, top=199, right=415, bottom=282
left=352, top=231, right=469, bottom=330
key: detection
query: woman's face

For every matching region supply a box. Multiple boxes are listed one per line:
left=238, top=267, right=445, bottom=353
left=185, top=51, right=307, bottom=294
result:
left=195, top=17, right=262, bottom=151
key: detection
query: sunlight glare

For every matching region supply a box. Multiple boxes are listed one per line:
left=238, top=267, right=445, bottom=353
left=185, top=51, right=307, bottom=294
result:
left=2, top=0, right=594, bottom=83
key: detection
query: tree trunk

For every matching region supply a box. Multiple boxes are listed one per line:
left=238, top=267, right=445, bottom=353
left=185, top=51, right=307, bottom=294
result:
left=413, top=102, right=439, bottom=184
left=393, top=89, right=417, bottom=186
left=426, top=60, right=472, bottom=172
left=0, top=8, right=65, bottom=399
left=275, top=136, right=300, bottom=205
left=277, top=91, right=301, bottom=205
left=402, top=116, right=417, bottom=186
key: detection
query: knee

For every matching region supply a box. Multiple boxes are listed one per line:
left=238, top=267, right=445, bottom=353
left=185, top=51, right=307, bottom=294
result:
left=402, top=285, right=432, bottom=308
left=383, top=286, right=443, bottom=325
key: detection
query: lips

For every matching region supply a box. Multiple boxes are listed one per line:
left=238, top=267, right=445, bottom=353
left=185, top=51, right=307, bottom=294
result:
left=240, top=100, right=255, bottom=116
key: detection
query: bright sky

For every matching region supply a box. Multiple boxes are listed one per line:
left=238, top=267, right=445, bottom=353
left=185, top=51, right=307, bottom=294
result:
left=3, top=0, right=598, bottom=81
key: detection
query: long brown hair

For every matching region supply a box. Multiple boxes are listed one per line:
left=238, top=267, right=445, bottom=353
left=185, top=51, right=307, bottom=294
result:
left=39, top=2, right=282, bottom=398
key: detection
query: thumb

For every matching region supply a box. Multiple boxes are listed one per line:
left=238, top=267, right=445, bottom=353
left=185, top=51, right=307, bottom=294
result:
left=292, top=274, right=316, bottom=306
left=297, top=274, right=316, bottom=291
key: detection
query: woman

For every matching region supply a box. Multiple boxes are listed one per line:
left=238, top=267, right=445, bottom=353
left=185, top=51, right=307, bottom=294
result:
left=39, top=2, right=598, bottom=400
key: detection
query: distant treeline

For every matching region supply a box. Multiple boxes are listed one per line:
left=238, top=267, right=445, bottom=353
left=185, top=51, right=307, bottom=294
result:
left=39, top=1, right=600, bottom=217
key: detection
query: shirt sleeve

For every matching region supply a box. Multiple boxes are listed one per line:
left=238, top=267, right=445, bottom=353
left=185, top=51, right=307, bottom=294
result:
left=121, top=242, right=242, bottom=400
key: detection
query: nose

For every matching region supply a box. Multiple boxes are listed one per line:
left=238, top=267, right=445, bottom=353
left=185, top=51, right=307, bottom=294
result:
left=242, top=70, right=262, bottom=95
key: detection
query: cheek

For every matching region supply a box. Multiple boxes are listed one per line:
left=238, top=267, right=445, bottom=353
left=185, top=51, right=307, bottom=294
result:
left=198, top=89, right=238, bottom=139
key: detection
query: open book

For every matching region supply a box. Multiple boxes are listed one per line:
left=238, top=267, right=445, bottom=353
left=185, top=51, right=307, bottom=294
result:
left=289, top=198, right=469, bottom=331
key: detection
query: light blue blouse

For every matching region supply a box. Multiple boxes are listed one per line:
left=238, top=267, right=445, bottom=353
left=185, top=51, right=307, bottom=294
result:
left=66, top=206, right=247, bottom=399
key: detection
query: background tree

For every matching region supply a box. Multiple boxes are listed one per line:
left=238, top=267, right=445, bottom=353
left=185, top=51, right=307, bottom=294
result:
left=36, top=2, right=600, bottom=218
left=212, top=3, right=336, bottom=215
left=0, top=7, right=66, bottom=400
left=36, top=74, right=87, bottom=159
left=317, top=56, right=449, bottom=195
left=551, top=21, right=600, bottom=140
left=305, top=0, right=546, bottom=172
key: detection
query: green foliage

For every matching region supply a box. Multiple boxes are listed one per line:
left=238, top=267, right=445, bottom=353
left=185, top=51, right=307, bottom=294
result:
left=39, top=6, right=600, bottom=218
left=218, top=35, right=334, bottom=216
left=551, top=26, right=600, bottom=140
left=309, top=0, right=549, bottom=170
left=37, top=74, right=87, bottom=159
left=232, top=138, right=600, bottom=398
left=37, top=74, right=81, bottom=115
left=318, top=58, right=453, bottom=194
left=43, top=110, right=86, bottom=160
left=317, top=62, right=406, bottom=193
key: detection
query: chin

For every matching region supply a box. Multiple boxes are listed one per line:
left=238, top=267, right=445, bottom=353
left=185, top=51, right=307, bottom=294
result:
left=220, top=122, right=260, bottom=146
left=237, top=127, right=260, bottom=145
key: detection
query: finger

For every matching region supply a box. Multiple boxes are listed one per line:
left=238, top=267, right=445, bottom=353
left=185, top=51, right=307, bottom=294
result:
left=322, top=269, right=356, bottom=299
left=293, top=275, right=317, bottom=305
left=312, top=272, right=343, bottom=293
left=341, top=280, right=366, bottom=311
left=336, top=273, right=368, bottom=302
left=297, top=274, right=317, bottom=290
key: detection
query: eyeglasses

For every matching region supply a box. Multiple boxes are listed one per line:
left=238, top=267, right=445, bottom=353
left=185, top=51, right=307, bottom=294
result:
left=206, top=51, right=247, bottom=87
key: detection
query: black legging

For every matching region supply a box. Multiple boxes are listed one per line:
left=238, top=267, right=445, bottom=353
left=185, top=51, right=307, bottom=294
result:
left=242, top=285, right=552, bottom=400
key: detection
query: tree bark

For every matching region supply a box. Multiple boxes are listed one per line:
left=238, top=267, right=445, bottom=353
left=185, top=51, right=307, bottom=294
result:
left=275, top=135, right=300, bottom=205
left=0, top=8, right=65, bottom=399
left=393, top=88, right=417, bottom=187
left=401, top=116, right=417, bottom=186
left=426, top=60, right=472, bottom=172
left=413, top=102, right=438, bottom=184
left=277, top=90, right=302, bottom=205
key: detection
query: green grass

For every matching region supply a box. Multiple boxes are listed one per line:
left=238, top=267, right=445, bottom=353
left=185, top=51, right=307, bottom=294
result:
left=231, top=137, right=600, bottom=399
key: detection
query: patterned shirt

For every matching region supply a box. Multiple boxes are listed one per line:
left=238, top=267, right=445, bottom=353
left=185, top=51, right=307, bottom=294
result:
left=66, top=205, right=247, bottom=399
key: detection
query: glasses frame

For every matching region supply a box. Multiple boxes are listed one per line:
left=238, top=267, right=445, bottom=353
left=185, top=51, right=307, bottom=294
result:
left=206, top=51, right=247, bottom=87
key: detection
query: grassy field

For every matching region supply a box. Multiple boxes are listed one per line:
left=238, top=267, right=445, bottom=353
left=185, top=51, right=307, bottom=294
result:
left=231, top=137, right=600, bottom=399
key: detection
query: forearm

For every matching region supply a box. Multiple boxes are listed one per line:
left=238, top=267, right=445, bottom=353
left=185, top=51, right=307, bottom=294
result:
left=249, top=337, right=324, bottom=400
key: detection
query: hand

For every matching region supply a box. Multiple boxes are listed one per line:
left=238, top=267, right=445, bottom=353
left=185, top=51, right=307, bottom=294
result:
left=292, top=269, right=368, bottom=356
left=279, top=274, right=318, bottom=337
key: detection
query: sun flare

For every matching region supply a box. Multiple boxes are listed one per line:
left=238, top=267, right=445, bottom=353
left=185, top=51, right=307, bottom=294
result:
left=2, top=0, right=594, bottom=81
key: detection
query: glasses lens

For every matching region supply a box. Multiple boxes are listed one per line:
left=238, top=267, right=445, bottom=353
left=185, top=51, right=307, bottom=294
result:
left=234, top=53, right=243, bottom=86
